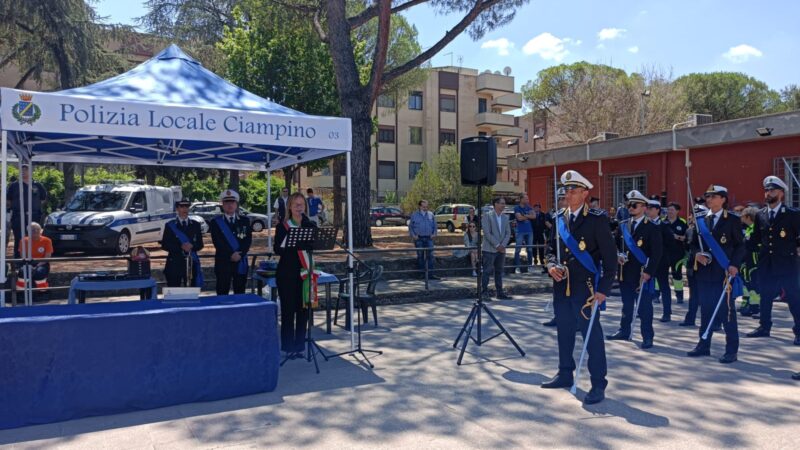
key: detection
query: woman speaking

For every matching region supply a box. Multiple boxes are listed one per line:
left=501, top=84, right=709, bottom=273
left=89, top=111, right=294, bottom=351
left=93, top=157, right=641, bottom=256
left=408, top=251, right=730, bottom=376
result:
left=274, top=192, right=318, bottom=359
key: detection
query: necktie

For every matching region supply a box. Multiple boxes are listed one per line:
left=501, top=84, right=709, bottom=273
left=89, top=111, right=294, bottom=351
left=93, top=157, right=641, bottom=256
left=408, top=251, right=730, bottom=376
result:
left=632, top=220, right=638, bottom=234
left=769, top=210, right=775, bottom=224
left=705, top=215, right=712, bottom=230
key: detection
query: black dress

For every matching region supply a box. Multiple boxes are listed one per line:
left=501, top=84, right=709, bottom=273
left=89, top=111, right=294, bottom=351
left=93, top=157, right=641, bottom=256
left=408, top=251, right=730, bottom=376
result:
left=274, top=215, right=317, bottom=353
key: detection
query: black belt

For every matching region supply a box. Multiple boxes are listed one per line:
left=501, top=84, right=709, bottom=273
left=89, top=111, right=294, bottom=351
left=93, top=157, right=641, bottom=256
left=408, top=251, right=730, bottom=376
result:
left=417, top=235, right=432, bottom=239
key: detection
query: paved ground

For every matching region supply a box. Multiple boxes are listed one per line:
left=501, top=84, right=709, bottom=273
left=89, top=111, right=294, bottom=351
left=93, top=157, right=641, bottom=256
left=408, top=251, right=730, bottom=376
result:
left=2, top=292, right=799, bottom=449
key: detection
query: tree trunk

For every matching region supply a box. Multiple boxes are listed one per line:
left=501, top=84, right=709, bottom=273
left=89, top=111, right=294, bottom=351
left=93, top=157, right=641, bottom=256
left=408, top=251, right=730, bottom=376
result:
left=229, top=170, right=240, bottom=190
left=341, top=106, right=374, bottom=248
left=332, top=156, right=343, bottom=227
left=282, top=166, right=296, bottom=193
left=62, top=163, right=76, bottom=205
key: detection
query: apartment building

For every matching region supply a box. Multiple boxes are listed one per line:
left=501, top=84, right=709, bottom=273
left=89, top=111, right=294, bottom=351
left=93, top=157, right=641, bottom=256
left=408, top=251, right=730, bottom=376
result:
left=299, top=66, right=525, bottom=201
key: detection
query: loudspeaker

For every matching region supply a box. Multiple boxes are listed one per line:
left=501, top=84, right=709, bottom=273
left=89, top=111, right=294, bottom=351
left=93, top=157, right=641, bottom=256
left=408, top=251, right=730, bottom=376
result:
left=460, top=136, right=497, bottom=186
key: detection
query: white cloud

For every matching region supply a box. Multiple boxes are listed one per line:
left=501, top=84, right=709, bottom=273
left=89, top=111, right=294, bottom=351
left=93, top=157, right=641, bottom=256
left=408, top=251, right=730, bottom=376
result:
left=522, top=32, right=577, bottom=61
left=722, top=44, right=763, bottom=63
left=481, top=38, right=514, bottom=56
left=596, top=43, right=606, bottom=50
left=628, top=46, right=639, bottom=54
left=598, top=28, right=626, bottom=41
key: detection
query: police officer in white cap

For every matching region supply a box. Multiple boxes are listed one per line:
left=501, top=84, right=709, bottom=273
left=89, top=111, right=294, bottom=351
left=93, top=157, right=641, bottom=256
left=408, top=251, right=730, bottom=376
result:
left=646, top=197, right=675, bottom=322
left=745, top=176, right=800, bottom=348
left=686, top=185, right=745, bottom=363
left=607, top=190, right=662, bottom=348
left=210, top=189, right=252, bottom=295
left=542, top=170, right=617, bottom=405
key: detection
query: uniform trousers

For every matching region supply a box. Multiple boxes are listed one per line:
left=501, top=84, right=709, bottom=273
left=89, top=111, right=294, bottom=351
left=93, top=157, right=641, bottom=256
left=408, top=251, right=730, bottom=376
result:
left=553, top=282, right=608, bottom=389
left=697, top=279, right=739, bottom=354
left=617, top=280, right=654, bottom=340
left=215, top=261, right=247, bottom=295
left=757, top=269, right=800, bottom=336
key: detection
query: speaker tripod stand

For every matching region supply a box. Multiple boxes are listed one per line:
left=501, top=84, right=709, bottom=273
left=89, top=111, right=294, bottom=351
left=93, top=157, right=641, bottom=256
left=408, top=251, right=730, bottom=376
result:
left=452, top=184, right=525, bottom=365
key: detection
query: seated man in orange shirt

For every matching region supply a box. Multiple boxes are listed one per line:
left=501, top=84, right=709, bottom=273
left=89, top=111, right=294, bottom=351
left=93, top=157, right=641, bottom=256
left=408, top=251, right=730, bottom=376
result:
left=17, top=222, right=53, bottom=290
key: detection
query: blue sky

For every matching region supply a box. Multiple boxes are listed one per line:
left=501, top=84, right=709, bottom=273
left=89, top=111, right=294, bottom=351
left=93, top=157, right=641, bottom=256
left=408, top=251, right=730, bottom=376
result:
left=96, top=0, right=799, bottom=92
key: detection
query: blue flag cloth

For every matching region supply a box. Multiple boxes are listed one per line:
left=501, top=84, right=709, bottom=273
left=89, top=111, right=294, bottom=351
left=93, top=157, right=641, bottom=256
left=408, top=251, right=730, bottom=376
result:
left=556, top=215, right=604, bottom=308
left=214, top=216, right=249, bottom=275
left=621, top=222, right=656, bottom=294
left=167, top=221, right=204, bottom=287
left=696, top=214, right=743, bottom=297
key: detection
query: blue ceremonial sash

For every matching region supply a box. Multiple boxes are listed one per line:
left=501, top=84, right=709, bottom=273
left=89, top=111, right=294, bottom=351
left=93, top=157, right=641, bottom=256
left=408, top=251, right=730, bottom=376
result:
left=696, top=214, right=743, bottom=297
left=557, top=215, right=604, bottom=306
left=167, top=221, right=204, bottom=287
left=215, top=216, right=248, bottom=275
left=621, top=221, right=655, bottom=294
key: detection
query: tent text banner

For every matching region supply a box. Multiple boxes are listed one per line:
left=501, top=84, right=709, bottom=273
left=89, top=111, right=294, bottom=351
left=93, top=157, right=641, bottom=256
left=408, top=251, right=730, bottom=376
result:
left=1, top=88, right=351, bottom=151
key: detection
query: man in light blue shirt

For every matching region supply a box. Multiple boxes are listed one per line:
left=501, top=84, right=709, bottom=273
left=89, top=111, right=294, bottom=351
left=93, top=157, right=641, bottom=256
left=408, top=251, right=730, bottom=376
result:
left=409, top=199, right=439, bottom=279
left=514, top=193, right=535, bottom=273
left=306, top=188, right=324, bottom=225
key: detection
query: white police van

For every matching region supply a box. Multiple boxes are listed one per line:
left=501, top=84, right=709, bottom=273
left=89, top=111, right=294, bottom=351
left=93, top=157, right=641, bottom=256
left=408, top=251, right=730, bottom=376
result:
left=45, top=183, right=183, bottom=255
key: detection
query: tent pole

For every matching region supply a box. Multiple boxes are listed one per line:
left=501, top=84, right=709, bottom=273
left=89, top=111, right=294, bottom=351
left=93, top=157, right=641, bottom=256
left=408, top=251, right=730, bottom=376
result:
left=1, top=131, right=7, bottom=307
left=267, top=170, right=272, bottom=252
left=16, top=159, right=27, bottom=305
left=26, top=158, right=33, bottom=306
left=346, top=152, right=354, bottom=349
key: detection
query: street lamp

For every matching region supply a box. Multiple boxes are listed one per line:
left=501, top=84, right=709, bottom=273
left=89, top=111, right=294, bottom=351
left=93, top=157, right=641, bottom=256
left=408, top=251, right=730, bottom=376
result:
left=639, top=89, right=651, bottom=134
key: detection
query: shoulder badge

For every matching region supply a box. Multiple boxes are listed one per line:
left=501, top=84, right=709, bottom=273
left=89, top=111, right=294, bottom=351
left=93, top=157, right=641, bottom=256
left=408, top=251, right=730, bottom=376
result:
left=578, top=239, right=586, bottom=251
left=637, top=238, right=643, bottom=247
left=780, top=229, right=786, bottom=238
left=588, top=208, right=604, bottom=216
left=677, top=225, right=682, bottom=231
left=723, top=210, right=728, bottom=219
left=720, top=234, right=727, bottom=244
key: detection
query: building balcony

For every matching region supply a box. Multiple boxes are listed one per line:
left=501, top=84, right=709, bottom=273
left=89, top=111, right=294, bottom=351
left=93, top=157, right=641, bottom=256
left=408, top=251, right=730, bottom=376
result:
left=491, top=126, right=524, bottom=139
left=476, top=112, right=515, bottom=129
left=476, top=72, right=514, bottom=96
left=491, top=93, right=522, bottom=112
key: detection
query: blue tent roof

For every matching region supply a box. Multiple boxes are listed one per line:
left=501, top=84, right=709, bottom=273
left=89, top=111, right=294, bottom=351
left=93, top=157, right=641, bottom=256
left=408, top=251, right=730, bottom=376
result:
left=1, top=45, right=351, bottom=171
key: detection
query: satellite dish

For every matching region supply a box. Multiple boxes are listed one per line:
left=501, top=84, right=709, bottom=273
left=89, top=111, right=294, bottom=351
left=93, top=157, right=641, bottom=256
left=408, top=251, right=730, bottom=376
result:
left=494, top=70, right=501, bottom=75
left=503, top=66, right=512, bottom=76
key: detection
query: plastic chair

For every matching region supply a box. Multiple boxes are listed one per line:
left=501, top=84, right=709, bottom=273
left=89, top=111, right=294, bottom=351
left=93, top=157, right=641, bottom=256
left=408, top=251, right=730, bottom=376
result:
left=334, top=265, right=383, bottom=327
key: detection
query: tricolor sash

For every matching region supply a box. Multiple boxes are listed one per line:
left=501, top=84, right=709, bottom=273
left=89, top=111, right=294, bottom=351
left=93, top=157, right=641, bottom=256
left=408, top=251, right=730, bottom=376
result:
left=167, top=221, right=204, bottom=287
left=215, top=216, right=248, bottom=275
left=285, top=219, right=318, bottom=307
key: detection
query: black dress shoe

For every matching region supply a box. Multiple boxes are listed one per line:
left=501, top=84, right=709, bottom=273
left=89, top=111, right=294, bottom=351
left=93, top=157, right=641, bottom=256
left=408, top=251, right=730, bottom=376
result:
left=660, top=316, right=671, bottom=323
left=583, top=386, right=605, bottom=405
left=542, top=318, right=557, bottom=327
left=719, top=353, right=738, bottom=364
left=792, top=372, right=800, bottom=380
left=496, top=293, right=513, bottom=300
left=606, top=330, right=629, bottom=341
left=678, top=321, right=695, bottom=327
left=687, top=347, right=710, bottom=357
left=541, top=373, right=573, bottom=389
left=428, top=275, right=441, bottom=280
left=640, top=339, right=654, bottom=349
left=745, top=326, right=770, bottom=338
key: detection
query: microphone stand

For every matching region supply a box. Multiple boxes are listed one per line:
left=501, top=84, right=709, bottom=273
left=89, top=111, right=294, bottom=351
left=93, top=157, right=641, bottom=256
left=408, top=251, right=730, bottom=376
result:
left=325, top=240, right=383, bottom=368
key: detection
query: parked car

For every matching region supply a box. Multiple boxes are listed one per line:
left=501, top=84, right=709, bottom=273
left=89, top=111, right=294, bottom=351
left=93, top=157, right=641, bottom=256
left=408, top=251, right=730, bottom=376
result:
left=370, top=206, right=410, bottom=227
left=189, top=215, right=210, bottom=234
left=188, top=202, right=274, bottom=232
left=433, top=203, right=474, bottom=233
left=44, top=183, right=180, bottom=255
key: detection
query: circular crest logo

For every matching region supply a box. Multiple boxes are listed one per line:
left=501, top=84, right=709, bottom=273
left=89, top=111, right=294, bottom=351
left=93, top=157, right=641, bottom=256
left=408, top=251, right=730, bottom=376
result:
left=11, top=93, right=41, bottom=125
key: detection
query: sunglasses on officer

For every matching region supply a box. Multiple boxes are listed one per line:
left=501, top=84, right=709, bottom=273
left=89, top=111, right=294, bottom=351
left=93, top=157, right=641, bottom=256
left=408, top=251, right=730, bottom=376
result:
left=627, top=202, right=643, bottom=209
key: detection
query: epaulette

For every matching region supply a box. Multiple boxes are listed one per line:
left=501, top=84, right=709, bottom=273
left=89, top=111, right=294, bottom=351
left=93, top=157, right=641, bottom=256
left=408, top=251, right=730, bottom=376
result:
left=695, top=211, right=709, bottom=218
left=588, top=208, right=604, bottom=216
left=557, top=208, right=567, bottom=215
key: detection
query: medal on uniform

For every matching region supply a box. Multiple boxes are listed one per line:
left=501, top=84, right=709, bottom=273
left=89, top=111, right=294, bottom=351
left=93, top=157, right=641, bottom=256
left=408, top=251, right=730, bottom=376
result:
left=637, top=239, right=643, bottom=247
left=579, top=240, right=586, bottom=251
left=780, top=229, right=786, bottom=238
left=720, top=235, right=727, bottom=244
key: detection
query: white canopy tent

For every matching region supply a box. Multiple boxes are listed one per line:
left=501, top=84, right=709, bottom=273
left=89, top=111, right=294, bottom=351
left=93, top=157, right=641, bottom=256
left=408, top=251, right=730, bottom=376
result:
left=0, top=45, right=357, bottom=347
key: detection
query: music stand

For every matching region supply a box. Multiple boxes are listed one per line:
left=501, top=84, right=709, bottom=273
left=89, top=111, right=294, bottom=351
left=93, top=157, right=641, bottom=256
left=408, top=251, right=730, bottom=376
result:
left=279, top=226, right=328, bottom=374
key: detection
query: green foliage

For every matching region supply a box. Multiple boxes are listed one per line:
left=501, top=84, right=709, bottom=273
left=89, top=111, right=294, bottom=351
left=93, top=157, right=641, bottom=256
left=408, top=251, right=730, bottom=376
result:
left=675, top=72, right=784, bottom=121
left=80, top=167, right=135, bottom=185
left=780, top=84, right=800, bottom=111
left=237, top=173, right=285, bottom=213
left=401, top=146, right=492, bottom=213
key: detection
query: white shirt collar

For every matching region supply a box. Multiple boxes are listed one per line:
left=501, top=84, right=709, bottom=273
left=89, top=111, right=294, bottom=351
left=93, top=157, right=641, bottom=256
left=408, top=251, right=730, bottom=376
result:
left=632, top=215, right=645, bottom=226
left=770, top=203, right=782, bottom=215
left=569, top=205, right=583, bottom=218
left=225, top=213, right=236, bottom=220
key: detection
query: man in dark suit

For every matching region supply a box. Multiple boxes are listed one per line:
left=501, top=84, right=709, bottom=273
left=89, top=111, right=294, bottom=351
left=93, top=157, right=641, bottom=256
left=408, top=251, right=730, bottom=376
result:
left=646, top=198, right=676, bottom=322
left=745, top=176, right=800, bottom=346
left=210, top=189, right=252, bottom=295
left=607, top=190, right=662, bottom=349
left=161, top=198, right=204, bottom=287
left=542, top=170, right=617, bottom=405
left=687, top=185, right=745, bottom=363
